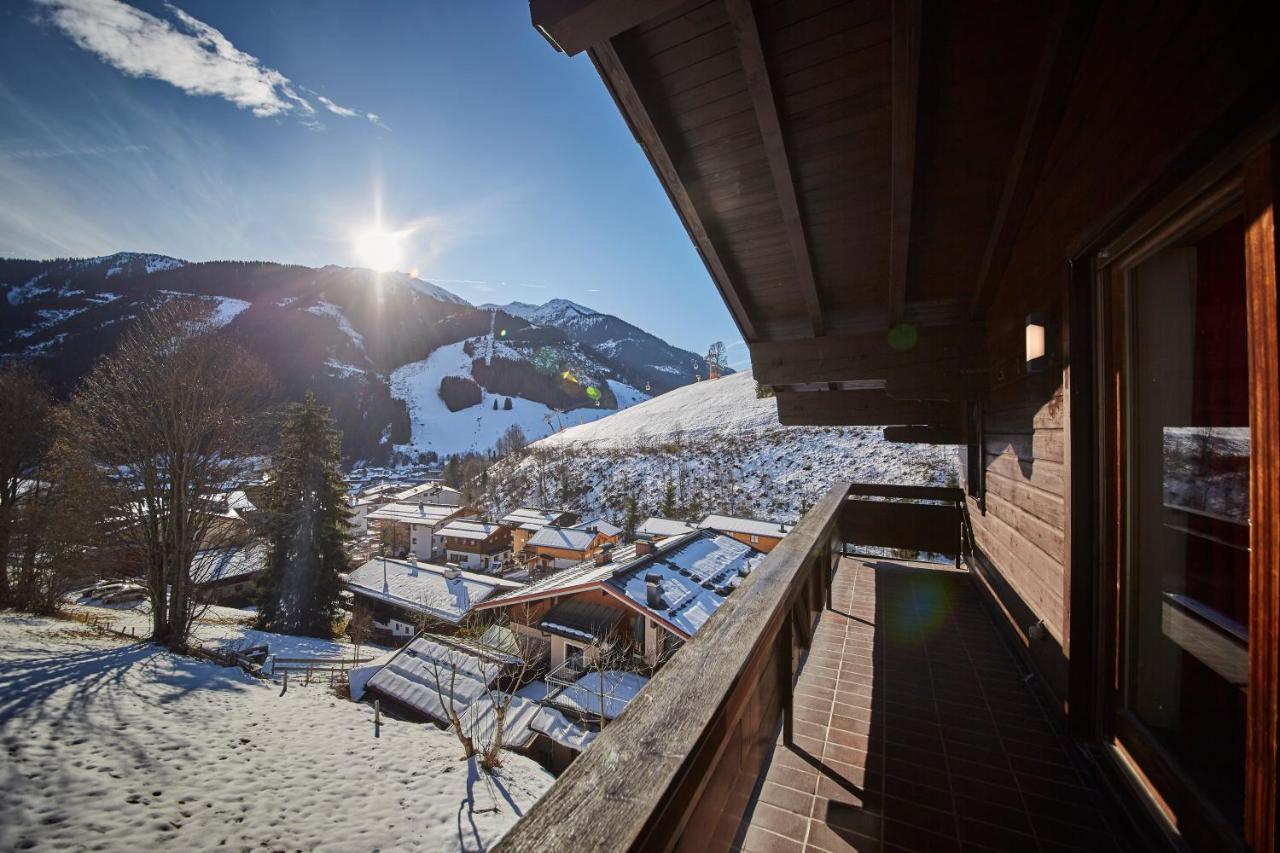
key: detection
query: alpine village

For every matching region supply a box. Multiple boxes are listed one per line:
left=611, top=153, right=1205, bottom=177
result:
left=1, top=2, right=1278, bottom=853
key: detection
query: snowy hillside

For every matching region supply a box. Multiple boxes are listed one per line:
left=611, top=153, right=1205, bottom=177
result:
left=488, top=370, right=957, bottom=524
left=391, top=340, right=649, bottom=458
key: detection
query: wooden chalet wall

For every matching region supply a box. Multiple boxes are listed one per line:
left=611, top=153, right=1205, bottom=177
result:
left=965, top=1, right=1278, bottom=704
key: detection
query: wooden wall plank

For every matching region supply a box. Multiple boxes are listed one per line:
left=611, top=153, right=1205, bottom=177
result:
left=1243, top=139, right=1280, bottom=853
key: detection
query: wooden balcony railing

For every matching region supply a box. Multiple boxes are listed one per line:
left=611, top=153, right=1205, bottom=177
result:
left=495, top=482, right=967, bottom=853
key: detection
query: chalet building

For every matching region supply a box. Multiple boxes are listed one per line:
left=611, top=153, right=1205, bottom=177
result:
left=348, top=632, right=524, bottom=722
left=501, top=3, right=1280, bottom=852
left=364, top=502, right=476, bottom=561
left=392, top=481, right=462, bottom=507
left=525, top=521, right=622, bottom=573
left=699, top=513, right=792, bottom=553
left=637, top=516, right=698, bottom=541
left=474, top=530, right=764, bottom=673
left=435, top=519, right=512, bottom=572
left=499, top=507, right=578, bottom=557
left=344, top=556, right=522, bottom=642
left=192, top=542, right=265, bottom=606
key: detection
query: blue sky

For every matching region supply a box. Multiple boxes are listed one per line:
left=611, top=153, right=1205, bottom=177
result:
left=0, top=0, right=748, bottom=365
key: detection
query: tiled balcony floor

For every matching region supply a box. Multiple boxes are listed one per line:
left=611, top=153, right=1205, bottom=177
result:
left=735, top=557, right=1126, bottom=853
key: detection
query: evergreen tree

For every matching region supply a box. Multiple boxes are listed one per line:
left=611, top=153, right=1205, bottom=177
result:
left=660, top=479, right=677, bottom=518
left=257, top=392, right=351, bottom=637
left=622, top=496, right=639, bottom=542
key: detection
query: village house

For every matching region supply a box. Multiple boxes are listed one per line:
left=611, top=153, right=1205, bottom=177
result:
left=473, top=529, right=764, bottom=674
left=636, top=516, right=698, bottom=541
left=344, top=555, right=522, bottom=643
left=364, top=501, right=476, bottom=561
left=698, top=513, right=791, bottom=553
left=348, top=632, right=524, bottom=721
left=435, top=519, right=512, bottom=572
left=525, top=520, right=622, bottom=574
left=498, top=507, right=577, bottom=558
left=192, top=541, right=266, bottom=606
left=391, top=481, right=462, bottom=507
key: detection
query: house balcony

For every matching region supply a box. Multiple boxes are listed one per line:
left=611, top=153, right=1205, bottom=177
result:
left=495, top=482, right=1132, bottom=852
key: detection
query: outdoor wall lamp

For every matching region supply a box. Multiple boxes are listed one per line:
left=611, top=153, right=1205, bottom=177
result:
left=1025, top=312, right=1052, bottom=373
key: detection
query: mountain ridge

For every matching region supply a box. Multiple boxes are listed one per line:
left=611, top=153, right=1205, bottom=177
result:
left=1, top=254, right=720, bottom=464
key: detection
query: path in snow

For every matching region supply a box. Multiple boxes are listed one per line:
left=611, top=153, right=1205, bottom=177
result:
left=389, top=341, right=647, bottom=458
left=0, top=614, right=552, bottom=852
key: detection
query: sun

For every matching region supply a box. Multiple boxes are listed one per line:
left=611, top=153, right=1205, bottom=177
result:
left=355, top=227, right=406, bottom=273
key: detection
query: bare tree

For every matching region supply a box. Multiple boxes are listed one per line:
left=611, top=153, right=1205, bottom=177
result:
left=413, top=608, right=548, bottom=771
left=580, top=627, right=645, bottom=729
left=705, top=341, right=727, bottom=379
left=63, top=302, right=271, bottom=651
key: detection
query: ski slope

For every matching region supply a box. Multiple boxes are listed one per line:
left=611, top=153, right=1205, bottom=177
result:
left=389, top=341, right=648, bottom=458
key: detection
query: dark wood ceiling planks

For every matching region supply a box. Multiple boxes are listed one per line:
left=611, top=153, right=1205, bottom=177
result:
left=532, top=0, right=1072, bottom=425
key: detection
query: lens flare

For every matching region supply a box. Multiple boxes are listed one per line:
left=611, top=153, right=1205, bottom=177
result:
left=355, top=227, right=407, bottom=272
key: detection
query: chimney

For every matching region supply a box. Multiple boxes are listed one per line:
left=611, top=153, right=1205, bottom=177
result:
left=444, top=563, right=461, bottom=580
left=645, top=571, right=664, bottom=608
left=408, top=555, right=418, bottom=576
left=593, top=542, right=615, bottom=567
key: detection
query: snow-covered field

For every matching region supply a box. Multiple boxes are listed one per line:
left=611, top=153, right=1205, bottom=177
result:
left=490, top=370, right=957, bottom=523
left=390, top=341, right=648, bottom=458
left=0, top=613, right=553, bottom=852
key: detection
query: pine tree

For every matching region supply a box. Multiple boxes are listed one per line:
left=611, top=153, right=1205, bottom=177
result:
left=256, top=392, right=351, bottom=637
left=622, top=496, right=639, bottom=542
left=660, top=479, right=677, bottom=518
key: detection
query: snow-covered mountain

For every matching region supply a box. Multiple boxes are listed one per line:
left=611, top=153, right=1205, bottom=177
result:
left=483, top=298, right=726, bottom=394
left=1, top=254, right=717, bottom=464
left=486, top=371, right=957, bottom=525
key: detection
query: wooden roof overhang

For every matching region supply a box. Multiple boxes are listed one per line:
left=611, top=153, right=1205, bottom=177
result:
left=532, top=0, right=1096, bottom=437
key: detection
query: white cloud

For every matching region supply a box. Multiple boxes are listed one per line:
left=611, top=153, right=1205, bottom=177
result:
left=316, top=95, right=356, bottom=118
left=36, top=0, right=374, bottom=126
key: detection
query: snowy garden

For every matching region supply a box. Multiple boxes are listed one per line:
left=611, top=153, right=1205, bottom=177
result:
left=0, top=613, right=553, bottom=852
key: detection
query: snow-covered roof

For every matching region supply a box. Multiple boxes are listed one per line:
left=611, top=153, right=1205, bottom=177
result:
left=548, top=670, right=649, bottom=721
left=603, top=530, right=764, bottom=637
left=364, top=635, right=522, bottom=725
left=365, top=502, right=462, bottom=526
left=193, top=542, right=265, bottom=585
left=346, top=557, right=521, bottom=625
left=571, top=518, right=622, bottom=538
left=394, top=482, right=459, bottom=501
left=437, top=519, right=504, bottom=541
left=638, top=517, right=698, bottom=538
left=527, top=525, right=597, bottom=552
left=699, top=513, right=792, bottom=539
left=474, top=549, right=633, bottom=610
left=500, top=507, right=572, bottom=532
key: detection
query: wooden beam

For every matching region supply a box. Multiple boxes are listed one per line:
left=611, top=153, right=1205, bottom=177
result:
left=775, top=389, right=959, bottom=426
left=883, top=425, right=966, bottom=445
left=590, top=40, right=759, bottom=341
left=887, top=0, right=921, bottom=328
left=725, top=0, right=824, bottom=337
left=1243, top=140, right=1280, bottom=853
left=969, top=0, right=1099, bottom=319
left=749, top=322, right=983, bottom=385
left=530, top=0, right=689, bottom=56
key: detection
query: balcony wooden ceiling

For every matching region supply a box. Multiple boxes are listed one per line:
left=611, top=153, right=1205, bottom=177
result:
left=532, top=0, right=1092, bottom=432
